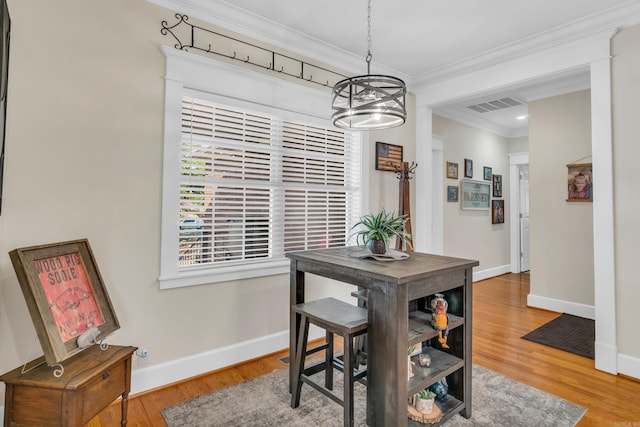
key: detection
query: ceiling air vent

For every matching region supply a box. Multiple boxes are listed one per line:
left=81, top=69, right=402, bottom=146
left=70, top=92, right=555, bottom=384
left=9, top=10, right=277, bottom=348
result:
left=466, top=97, right=522, bottom=113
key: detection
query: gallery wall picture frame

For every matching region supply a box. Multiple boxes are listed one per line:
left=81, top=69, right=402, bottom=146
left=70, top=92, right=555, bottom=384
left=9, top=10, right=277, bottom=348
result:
left=483, top=166, right=492, bottom=181
left=464, top=158, right=473, bottom=178
left=446, top=161, right=458, bottom=179
left=492, top=200, right=505, bottom=224
left=9, top=239, right=120, bottom=366
left=492, top=174, right=502, bottom=197
left=447, top=185, right=459, bottom=202
left=460, top=179, right=491, bottom=210
left=375, top=141, right=403, bottom=172
left=566, top=163, right=593, bottom=202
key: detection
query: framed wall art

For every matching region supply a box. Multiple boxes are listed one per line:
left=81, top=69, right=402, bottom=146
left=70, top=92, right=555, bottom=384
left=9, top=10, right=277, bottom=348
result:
left=483, top=166, right=492, bottom=181
left=447, top=185, right=459, bottom=202
left=446, top=161, right=458, bottom=179
left=375, top=141, right=403, bottom=172
left=460, top=179, right=490, bottom=210
left=566, top=163, right=592, bottom=202
left=492, top=174, right=502, bottom=197
left=492, top=200, right=505, bottom=224
left=464, top=158, right=473, bottom=178
left=9, top=239, right=120, bottom=366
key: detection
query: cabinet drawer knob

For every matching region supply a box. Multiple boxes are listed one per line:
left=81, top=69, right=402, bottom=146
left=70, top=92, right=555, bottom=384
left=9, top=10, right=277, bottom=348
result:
left=103, top=370, right=111, bottom=379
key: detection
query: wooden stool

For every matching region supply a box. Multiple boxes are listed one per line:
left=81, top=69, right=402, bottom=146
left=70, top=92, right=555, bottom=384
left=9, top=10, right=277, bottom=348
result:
left=291, top=297, right=367, bottom=427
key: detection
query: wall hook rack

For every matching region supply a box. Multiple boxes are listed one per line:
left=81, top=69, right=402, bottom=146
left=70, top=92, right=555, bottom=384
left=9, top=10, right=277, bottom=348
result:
left=160, top=14, right=349, bottom=89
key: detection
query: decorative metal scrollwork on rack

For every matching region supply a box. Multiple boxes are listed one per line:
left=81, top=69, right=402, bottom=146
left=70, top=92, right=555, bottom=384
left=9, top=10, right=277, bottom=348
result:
left=161, top=14, right=349, bottom=88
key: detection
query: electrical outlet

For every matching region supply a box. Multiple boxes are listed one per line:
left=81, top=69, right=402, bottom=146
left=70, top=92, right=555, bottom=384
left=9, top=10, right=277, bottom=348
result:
left=137, top=347, right=150, bottom=365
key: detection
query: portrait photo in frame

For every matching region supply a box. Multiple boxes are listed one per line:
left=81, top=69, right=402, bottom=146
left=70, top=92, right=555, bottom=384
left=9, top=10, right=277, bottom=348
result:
left=567, top=163, right=592, bottom=202
left=446, top=161, right=458, bottom=179
left=492, top=200, right=505, bottom=224
left=9, top=239, right=120, bottom=366
left=464, top=158, right=473, bottom=178
left=375, top=141, right=403, bottom=172
left=492, top=174, right=502, bottom=197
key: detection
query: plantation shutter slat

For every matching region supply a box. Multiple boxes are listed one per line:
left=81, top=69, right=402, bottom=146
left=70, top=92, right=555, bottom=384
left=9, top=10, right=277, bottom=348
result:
left=177, top=97, right=360, bottom=269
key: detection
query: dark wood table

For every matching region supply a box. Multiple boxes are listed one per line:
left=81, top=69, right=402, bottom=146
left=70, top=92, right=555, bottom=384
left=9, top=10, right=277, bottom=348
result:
left=0, top=344, right=136, bottom=427
left=287, top=247, right=478, bottom=427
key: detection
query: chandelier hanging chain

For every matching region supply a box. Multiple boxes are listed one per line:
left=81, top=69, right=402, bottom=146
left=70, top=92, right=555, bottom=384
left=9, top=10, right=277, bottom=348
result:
left=331, top=0, right=407, bottom=130
left=366, top=0, right=372, bottom=74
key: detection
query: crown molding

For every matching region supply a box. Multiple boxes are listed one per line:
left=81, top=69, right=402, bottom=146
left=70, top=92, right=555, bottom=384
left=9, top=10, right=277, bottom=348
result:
left=413, top=1, right=640, bottom=87
left=147, top=0, right=412, bottom=85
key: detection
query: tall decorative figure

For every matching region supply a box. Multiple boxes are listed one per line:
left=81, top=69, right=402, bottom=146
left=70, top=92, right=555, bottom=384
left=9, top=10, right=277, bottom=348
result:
left=394, top=161, right=417, bottom=251
left=431, top=294, right=450, bottom=348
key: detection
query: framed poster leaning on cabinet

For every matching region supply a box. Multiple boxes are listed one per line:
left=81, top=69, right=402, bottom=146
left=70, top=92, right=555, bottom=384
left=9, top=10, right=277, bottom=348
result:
left=9, top=239, right=120, bottom=366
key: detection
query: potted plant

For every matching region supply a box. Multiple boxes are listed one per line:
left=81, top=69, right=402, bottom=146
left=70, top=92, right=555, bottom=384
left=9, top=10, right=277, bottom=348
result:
left=414, top=389, right=436, bottom=414
left=349, top=209, right=412, bottom=254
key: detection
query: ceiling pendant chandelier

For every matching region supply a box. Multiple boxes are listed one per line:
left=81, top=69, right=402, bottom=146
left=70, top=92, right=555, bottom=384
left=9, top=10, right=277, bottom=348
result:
left=331, top=0, right=407, bottom=131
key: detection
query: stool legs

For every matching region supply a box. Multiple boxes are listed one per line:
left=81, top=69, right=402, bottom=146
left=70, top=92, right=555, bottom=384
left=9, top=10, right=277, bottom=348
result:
left=291, top=314, right=309, bottom=409
left=291, top=328, right=357, bottom=427
left=326, top=331, right=334, bottom=390
left=343, top=334, right=354, bottom=427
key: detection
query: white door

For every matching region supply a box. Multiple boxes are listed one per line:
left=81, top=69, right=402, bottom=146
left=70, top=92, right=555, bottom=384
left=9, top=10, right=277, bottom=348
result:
left=519, top=165, right=530, bottom=271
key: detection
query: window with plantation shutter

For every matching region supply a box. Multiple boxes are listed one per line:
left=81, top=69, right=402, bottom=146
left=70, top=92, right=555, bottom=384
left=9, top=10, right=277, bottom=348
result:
left=174, top=96, right=360, bottom=283
left=159, top=47, right=363, bottom=288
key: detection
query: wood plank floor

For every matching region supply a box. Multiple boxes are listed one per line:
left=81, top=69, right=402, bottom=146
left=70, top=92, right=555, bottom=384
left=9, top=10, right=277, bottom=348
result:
left=89, top=273, right=640, bottom=426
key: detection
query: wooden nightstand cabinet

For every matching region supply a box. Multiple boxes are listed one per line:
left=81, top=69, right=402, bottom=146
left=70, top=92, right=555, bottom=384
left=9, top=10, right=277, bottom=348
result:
left=0, top=345, right=137, bottom=427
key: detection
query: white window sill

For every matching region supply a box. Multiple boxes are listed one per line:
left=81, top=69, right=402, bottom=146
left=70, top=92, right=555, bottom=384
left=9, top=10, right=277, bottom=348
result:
left=159, top=259, right=291, bottom=289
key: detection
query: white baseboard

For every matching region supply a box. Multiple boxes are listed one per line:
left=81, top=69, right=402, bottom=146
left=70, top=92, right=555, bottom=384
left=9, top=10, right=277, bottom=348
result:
left=526, top=293, right=595, bottom=319
left=130, top=327, right=327, bottom=396
left=131, top=330, right=289, bottom=395
left=473, top=264, right=511, bottom=282
left=618, top=352, right=640, bottom=380
left=595, top=340, right=618, bottom=375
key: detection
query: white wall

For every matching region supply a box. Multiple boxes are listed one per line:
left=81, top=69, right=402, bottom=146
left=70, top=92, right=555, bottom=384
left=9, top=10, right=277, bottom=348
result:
left=433, top=115, right=510, bottom=274
left=0, top=0, right=416, bottom=404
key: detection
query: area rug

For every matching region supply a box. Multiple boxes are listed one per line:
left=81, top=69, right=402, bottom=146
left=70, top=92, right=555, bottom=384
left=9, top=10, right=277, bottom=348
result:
left=522, top=314, right=595, bottom=359
left=161, top=365, right=586, bottom=427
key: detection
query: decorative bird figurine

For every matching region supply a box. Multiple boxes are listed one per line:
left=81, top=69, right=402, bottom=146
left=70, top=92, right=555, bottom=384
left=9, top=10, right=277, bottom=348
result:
left=431, top=294, right=450, bottom=349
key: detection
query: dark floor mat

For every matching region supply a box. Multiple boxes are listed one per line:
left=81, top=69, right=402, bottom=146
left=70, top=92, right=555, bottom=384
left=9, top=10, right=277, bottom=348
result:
left=522, top=313, right=594, bottom=359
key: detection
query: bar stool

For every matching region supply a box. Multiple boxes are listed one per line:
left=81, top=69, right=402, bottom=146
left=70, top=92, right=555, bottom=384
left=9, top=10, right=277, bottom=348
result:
left=291, top=297, right=368, bottom=427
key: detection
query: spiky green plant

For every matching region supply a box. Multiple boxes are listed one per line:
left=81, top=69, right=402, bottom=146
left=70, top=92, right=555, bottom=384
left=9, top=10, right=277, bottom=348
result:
left=349, top=209, right=412, bottom=249
left=418, top=389, right=436, bottom=400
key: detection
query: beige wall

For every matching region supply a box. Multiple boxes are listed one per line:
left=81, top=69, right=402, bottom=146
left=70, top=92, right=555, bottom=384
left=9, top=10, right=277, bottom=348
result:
left=528, top=90, right=594, bottom=305
left=0, top=0, right=415, bottom=402
left=368, top=93, right=418, bottom=222
left=433, top=115, right=510, bottom=270
left=508, top=136, right=529, bottom=153
left=612, top=24, right=640, bottom=358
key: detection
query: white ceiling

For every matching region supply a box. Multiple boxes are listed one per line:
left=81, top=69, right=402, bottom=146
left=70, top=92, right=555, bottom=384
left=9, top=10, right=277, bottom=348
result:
left=154, top=0, right=640, bottom=136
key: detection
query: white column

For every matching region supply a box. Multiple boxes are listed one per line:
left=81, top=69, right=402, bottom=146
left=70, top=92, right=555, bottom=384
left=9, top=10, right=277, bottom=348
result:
left=415, top=106, right=433, bottom=253
left=591, top=55, right=618, bottom=374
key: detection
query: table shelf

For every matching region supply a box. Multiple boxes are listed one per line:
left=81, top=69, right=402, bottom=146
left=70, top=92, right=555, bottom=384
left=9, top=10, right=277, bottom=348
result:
left=408, top=310, right=464, bottom=347
left=408, top=347, right=463, bottom=395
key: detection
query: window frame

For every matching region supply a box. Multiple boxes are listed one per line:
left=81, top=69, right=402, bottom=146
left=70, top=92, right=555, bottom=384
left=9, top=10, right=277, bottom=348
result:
left=159, top=47, right=365, bottom=289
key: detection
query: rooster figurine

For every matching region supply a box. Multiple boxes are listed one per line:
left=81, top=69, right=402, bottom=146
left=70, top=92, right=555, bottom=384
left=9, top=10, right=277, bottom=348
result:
left=430, top=294, right=450, bottom=349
